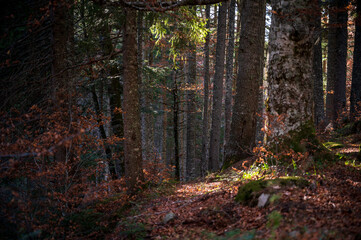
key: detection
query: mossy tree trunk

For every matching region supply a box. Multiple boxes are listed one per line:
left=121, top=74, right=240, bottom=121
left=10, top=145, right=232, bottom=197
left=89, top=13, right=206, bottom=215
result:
left=266, top=0, right=314, bottom=140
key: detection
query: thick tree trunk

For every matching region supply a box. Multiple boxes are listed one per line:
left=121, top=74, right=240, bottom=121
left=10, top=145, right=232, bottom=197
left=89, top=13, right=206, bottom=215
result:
left=267, top=0, right=314, bottom=139
left=52, top=0, right=73, bottom=163
left=223, top=0, right=236, bottom=149
left=201, top=5, right=211, bottom=176
left=209, top=2, right=227, bottom=172
left=123, top=8, right=144, bottom=192
left=223, top=0, right=266, bottom=168
left=186, top=46, right=197, bottom=180
left=351, top=0, right=361, bottom=119
left=312, top=0, right=324, bottom=128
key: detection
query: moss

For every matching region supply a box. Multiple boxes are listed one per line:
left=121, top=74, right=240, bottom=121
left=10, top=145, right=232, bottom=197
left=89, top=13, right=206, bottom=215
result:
left=286, top=121, right=320, bottom=153
left=235, top=179, right=266, bottom=204
left=235, top=177, right=309, bottom=206
left=271, top=121, right=334, bottom=164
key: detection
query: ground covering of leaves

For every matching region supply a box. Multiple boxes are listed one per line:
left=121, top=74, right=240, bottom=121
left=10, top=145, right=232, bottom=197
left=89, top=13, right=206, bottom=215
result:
left=111, top=134, right=361, bottom=240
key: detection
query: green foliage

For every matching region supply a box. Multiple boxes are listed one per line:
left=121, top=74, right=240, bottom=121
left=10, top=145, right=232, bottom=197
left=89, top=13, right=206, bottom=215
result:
left=323, top=142, right=345, bottom=149
left=269, top=194, right=281, bottom=204
left=266, top=211, right=283, bottom=230
left=150, top=7, right=208, bottom=61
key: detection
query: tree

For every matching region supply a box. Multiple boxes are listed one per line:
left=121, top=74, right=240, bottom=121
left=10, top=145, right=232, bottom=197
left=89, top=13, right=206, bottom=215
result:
left=312, top=0, right=325, bottom=128
left=209, top=2, right=227, bottom=171
left=326, top=0, right=349, bottom=124
left=350, top=0, right=361, bottom=120
left=223, top=0, right=236, bottom=149
left=186, top=44, right=197, bottom=179
left=123, top=7, right=144, bottom=191
left=223, top=0, right=266, bottom=168
left=266, top=0, right=314, bottom=139
left=201, top=5, right=211, bottom=175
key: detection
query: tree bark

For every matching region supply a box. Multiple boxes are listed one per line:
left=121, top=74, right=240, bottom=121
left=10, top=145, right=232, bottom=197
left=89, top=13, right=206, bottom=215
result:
left=267, top=0, right=314, bottom=139
left=312, top=0, right=324, bottom=128
left=223, top=0, right=266, bottom=168
left=123, top=8, right=144, bottom=192
left=224, top=0, right=236, bottom=149
left=209, top=2, right=227, bottom=171
left=52, top=0, right=73, bottom=163
left=351, top=0, right=361, bottom=119
left=186, top=45, right=197, bottom=180
left=326, top=0, right=348, bottom=124
left=201, top=5, right=211, bottom=175
left=334, top=0, right=348, bottom=122
left=172, top=70, right=180, bottom=180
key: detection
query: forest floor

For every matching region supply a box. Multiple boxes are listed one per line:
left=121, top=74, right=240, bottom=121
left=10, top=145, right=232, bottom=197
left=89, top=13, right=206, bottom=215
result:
left=110, top=132, right=361, bottom=240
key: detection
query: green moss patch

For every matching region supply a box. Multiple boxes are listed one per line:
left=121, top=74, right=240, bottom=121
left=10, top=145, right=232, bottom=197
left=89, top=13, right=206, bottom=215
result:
left=235, top=177, right=309, bottom=206
left=271, top=121, right=335, bottom=165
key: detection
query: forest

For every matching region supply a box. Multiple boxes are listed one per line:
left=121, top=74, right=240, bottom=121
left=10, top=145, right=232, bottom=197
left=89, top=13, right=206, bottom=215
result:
left=0, top=0, right=361, bottom=239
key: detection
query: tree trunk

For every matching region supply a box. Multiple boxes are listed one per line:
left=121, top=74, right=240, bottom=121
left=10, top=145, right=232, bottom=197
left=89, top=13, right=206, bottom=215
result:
left=351, top=0, right=361, bottom=119
left=267, top=0, right=314, bottom=139
left=326, top=4, right=337, bottom=124
left=201, top=5, right=211, bottom=176
left=186, top=46, right=197, bottom=180
left=334, top=0, right=348, bottom=122
left=209, top=2, right=227, bottom=172
left=224, top=0, right=236, bottom=149
left=326, top=0, right=348, bottom=124
left=52, top=0, right=73, bottom=163
left=172, top=70, right=180, bottom=180
left=312, top=0, right=324, bottom=128
left=100, top=9, right=124, bottom=178
left=123, top=8, right=144, bottom=192
left=223, top=0, right=266, bottom=168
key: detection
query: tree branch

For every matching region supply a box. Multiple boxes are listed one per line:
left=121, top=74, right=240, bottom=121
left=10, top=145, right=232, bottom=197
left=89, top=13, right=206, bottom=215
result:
left=106, top=0, right=227, bottom=11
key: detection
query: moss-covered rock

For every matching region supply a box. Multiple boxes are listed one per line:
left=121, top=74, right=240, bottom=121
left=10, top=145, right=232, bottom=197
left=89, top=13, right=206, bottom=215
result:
left=235, top=177, right=309, bottom=206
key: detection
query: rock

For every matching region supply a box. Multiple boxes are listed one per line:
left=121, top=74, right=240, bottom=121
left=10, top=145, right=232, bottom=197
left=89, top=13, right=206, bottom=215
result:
left=289, top=230, right=300, bottom=238
left=257, top=193, right=270, bottom=208
left=235, top=176, right=310, bottom=206
left=309, top=180, right=317, bottom=190
left=163, top=211, right=176, bottom=224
